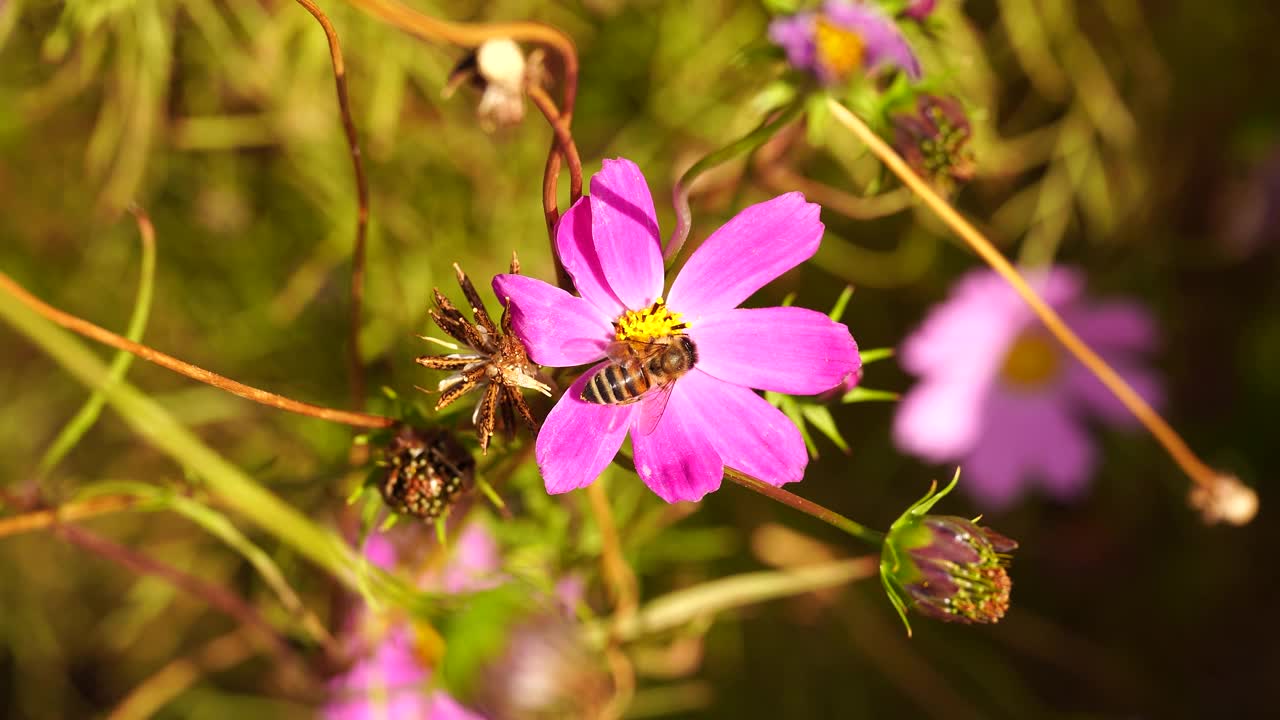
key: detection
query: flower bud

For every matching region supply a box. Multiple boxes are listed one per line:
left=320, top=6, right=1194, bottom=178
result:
left=892, top=95, right=975, bottom=192
left=378, top=425, right=475, bottom=521
left=880, top=472, right=1018, bottom=632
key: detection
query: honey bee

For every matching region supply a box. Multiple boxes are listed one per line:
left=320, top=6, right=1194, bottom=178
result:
left=580, top=335, right=698, bottom=434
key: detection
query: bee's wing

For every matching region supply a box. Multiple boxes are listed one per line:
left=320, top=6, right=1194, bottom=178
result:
left=636, top=380, right=676, bottom=436
left=605, top=340, right=635, bottom=363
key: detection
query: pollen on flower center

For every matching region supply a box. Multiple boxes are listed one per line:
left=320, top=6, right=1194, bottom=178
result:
left=814, top=17, right=866, bottom=80
left=1000, top=332, right=1061, bottom=388
left=613, top=297, right=689, bottom=342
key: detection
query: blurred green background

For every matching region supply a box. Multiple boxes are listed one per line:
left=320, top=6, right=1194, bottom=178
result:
left=2, top=0, right=1279, bottom=718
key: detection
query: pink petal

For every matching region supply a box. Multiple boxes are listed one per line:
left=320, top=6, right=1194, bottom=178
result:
left=492, top=273, right=612, bottom=367
left=589, top=158, right=665, bottom=309
left=667, top=193, right=823, bottom=316
left=535, top=364, right=635, bottom=494
left=678, top=370, right=807, bottom=486
left=962, top=389, right=1096, bottom=509
left=631, top=380, right=724, bottom=502
left=555, top=197, right=625, bottom=318
left=688, top=306, right=860, bottom=394
left=893, top=377, right=987, bottom=462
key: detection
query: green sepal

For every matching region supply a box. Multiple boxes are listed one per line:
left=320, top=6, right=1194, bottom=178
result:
left=889, top=468, right=961, bottom=534
left=858, top=347, right=895, bottom=365
left=841, top=387, right=899, bottom=403
left=799, top=403, right=850, bottom=454
left=828, top=285, right=855, bottom=322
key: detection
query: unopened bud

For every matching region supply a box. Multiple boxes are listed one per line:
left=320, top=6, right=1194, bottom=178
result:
left=377, top=424, right=475, bottom=521
left=880, top=472, right=1018, bottom=633
left=892, top=95, right=975, bottom=192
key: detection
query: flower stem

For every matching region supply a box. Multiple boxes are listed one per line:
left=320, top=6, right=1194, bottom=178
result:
left=295, top=0, right=370, bottom=413
left=723, top=467, right=884, bottom=546
left=0, top=494, right=140, bottom=538
left=527, top=83, right=585, bottom=292
left=664, top=99, right=806, bottom=265
left=0, top=270, right=395, bottom=430
left=825, top=98, right=1230, bottom=502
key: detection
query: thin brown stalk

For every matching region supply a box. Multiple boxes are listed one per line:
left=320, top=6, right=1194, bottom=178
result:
left=0, top=271, right=395, bottom=429
left=825, top=98, right=1229, bottom=501
left=295, top=0, right=370, bottom=411
left=0, top=494, right=138, bottom=539
left=58, top=524, right=301, bottom=664
left=105, top=630, right=260, bottom=720
left=528, top=84, right=583, bottom=290
left=587, top=481, right=637, bottom=622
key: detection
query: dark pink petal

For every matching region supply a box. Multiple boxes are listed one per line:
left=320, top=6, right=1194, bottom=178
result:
left=589, top=158, right=665, bottom=309
left=678, top=370, right=807, bottom=486
left=535, top=364, right=636, bottom=494
left=667, top=193, right=823, bottom=316
left=962, top=389, right=1096, bottom=509
left=1063, top=301, right=1159, bottom=354
left=631, top=380, right=724, bottom=502
left=688, top=306, right=860, bottom=394
left=492, top=273, right=612, bottom=367
left=555, top=197, right=626, bottom=318
left=1064, top=358, right=1164, bottom=428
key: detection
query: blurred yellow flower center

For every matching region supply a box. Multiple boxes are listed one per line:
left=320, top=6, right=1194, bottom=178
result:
left=814, top=17, right=866, bottom=80
left=1000, top=332, right=1060, bottom=388
left=614, top=297, right=687, bottom=341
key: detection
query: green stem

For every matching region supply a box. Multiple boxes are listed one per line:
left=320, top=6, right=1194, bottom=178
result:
left=39, top=209, right=156, bottom=481
left=0, top=284, right=426, bottom=614
left=664, top=99, right=805, bottom=265
left=723, top=467, right=885, bottom=547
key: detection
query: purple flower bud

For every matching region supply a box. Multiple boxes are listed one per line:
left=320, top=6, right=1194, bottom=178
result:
left=902, top=0, right=937, bottom=22
left=882, top=503, right=1018, bottom=627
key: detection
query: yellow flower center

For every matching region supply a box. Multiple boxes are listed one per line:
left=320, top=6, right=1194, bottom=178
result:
left=814, top=17, right=866, bottom=81
left=999, top=332, right=1061, bottom=389
left=614, top=297, right=688, bottom=342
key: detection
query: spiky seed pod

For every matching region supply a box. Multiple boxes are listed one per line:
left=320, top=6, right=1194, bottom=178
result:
left=379, top=425, right=475, bottom=521
left=415, top=258, right=550, bottom=454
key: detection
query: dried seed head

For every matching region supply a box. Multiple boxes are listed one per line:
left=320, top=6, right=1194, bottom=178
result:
left=378, top=425, right=475, bottom=521
left=415, top=259, right=549, bottom=454
left=1190, top=473, right=1258, bottom=526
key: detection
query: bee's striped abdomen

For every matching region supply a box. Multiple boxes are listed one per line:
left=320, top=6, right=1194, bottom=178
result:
left=582, top=360, right=650, bottom=404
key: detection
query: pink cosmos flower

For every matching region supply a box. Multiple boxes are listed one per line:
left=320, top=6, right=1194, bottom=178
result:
left=769, top=0, right=922, bottom=84
left=493, top=159, right=860, bottom=503
left=893, top=268, right=1163, bottom=510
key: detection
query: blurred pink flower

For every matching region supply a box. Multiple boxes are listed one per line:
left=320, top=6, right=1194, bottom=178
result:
left=893, top=268, right=1163, bottom=509
left=323, top=528, right=498, bottom=720
left=769, top=0, right=921, bottom=84
left=494, top=158, right=860, bottom=502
